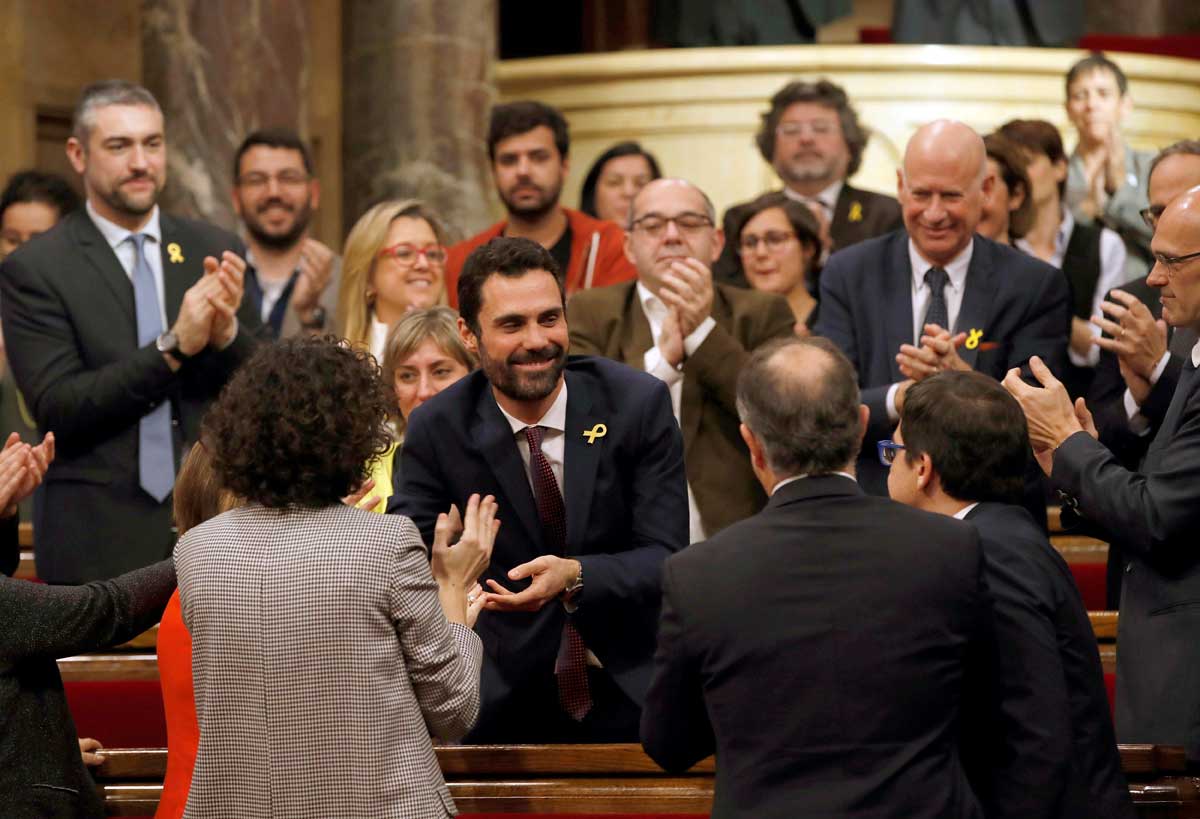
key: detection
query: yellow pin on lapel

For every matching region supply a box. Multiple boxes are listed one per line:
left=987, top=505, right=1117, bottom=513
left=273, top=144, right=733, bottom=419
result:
left=167, top=243, right=184, bottom=264
left=965, top=328, right=984, bottom=350
left=848, top=201, right=863, bottom=223
left=583, top=423, right=607, bottom=444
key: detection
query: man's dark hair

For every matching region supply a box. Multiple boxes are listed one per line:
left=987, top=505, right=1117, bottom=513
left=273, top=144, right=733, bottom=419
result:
left=579, top=141, right=662, bottom=221
left=736, top=336, right=862, bottom=477
left=997, top=119, right=1068, bottom=199
left=1149, top=139, right=1200, bottom=181
left=233, top=127, right=315, bottom=181
left=72, top=79, right=161, bottom=143
left=900, top=371, right=1028, bottom=505
left=0, top=170, right=81, bottom=223
left=755, top=79, right=868, bottom=178
left=487, top=101, right=570, bottom=162
left=458, top=237, right=564, bottom=336
left=202, top=336, right=393, bottom=508
left=1066, top=51, right=1129, bottom=97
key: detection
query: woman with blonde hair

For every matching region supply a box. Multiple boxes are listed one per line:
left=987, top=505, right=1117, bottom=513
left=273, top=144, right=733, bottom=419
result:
left=356, top=306, right=477, bottom=513
left=337, top=199, right=450, bottom=361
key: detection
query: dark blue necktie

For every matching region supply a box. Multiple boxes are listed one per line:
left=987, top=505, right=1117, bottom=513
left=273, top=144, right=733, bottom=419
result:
left=923, top=266, right=950, bottom=333
left=130, top=234, right=175, bottom=502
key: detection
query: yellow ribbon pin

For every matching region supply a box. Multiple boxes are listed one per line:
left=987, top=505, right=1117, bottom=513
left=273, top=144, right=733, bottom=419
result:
left=583, top=423, right=607, bottom=444
left=848, top=201, right=863, bottom=223
left=167, top=243, right=184, bottom=264
left=965, top=328, right=984, bottom=350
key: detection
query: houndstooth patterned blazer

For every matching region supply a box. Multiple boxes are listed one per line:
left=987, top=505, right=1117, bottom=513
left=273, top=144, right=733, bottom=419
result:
left=175, top=503, right=481, bottom=819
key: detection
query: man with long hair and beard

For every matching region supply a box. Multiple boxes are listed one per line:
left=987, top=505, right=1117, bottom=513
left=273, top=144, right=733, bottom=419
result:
left=231, top=128, right=340, bottom=338
left=443, top=101, right=636, bottom=307
left=392, top=236, right=688, bottom=743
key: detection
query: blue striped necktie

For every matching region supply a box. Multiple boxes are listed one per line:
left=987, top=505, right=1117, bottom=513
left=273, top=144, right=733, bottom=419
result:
left=129, top=233, right=175, bottom=502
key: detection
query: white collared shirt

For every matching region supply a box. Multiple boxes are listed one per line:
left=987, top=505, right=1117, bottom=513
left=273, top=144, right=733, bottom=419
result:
left=885, top=240, right=974, bottom=421
left=783, top=180, right=844, bottom=216
left=636, top=281, right=713, bottom=544
left=495, top=379, right=568, bottom=495
left=86, top=200, right=167, bottom=330
left=369, top=314, right=391, bottom=365
left=952, top=502, right=981, bottom=520
left=1015, top=207, right=1128, bottom=367
left=772, top=471, right=857, bottom=495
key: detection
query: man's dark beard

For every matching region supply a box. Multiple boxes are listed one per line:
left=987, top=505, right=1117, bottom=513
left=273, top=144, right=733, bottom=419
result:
left=500, top=182, right=562, bottom=221
left=244, top=198, right=312, bottom=251
left=481, top=341, right=567, bottom=402
left=100, top=175, right=160, bottom=218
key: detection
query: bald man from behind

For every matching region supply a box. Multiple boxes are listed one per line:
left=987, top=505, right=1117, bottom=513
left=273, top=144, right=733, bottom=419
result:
left=1005, top=186, right=1200, bottom=762
left=816, top=120, right=1071, bottom=495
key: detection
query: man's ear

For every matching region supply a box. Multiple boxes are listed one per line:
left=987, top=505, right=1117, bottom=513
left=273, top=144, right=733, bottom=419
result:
left=915, top=452, right=936, bottom=492
left=739, top=422, right=766, bottom=473
left=457, top=316, right=479, bottom=354
left=66, top=137, right=87, bottom=177
left=857, top=404, right=870, bottom=447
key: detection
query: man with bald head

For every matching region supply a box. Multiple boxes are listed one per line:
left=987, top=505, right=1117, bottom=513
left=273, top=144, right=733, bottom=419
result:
left=642, top=336, right=997, bottom=817
left=1006, top=185, right=1200, bottom=761
left=570, top=178, right=795, bottom=538
left=817, top=120, right=1070, bottom=495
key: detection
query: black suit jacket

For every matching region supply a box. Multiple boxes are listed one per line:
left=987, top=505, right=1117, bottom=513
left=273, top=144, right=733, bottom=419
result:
left=0, top=210, right=260, bottom=583
left=641, top=475, right=992, bottom=819
left=714, top=183, right=903, bottom=286
left=1053, top=353, right=1200, bottom=759
left=0, top=557, right=175, bottom=819
left=391, top=356, right=688, bottom=738
left=815, top=230, right=1071, bottom=494
left=962, top=502, right=1134, bottom=819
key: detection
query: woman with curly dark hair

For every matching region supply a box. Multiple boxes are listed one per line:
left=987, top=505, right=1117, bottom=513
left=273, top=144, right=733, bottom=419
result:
left=174, top=335, right=497, bottom=819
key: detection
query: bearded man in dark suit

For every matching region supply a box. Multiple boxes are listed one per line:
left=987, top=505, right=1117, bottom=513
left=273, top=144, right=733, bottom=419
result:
left=0, top=80, right=259, bottom=583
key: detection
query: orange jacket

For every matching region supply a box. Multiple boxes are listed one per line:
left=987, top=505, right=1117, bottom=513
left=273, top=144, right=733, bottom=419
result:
left=444, top=207, right=636, bottom=308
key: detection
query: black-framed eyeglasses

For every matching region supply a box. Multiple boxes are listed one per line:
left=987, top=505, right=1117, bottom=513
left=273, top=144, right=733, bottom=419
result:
left=629, top=212, right=713, bottom=238
left=877, top=440, right=906, bottom=467
left=1153, top=249, right=1200, bottom=276
left=738, top=230, right=797, bottom=254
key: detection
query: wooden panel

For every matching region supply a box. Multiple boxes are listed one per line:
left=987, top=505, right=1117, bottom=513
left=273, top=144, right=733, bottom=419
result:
left=58, top=654, right=158, bottom=683
left=1090, top=611, right=1119, bottom=641
left=1053, top=536, right=1109, bottom=563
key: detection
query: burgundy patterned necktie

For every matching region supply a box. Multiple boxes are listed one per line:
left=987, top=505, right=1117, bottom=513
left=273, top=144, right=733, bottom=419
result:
left=523, top=425, right=592, bottom=721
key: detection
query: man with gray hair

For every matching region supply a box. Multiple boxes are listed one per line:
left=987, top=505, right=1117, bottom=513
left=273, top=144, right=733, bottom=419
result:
left=0, top=79, right=260, bottom=583
left=569, top=177, right=794, bottom=541
left=816, top=119, right=1070, bottom=496
left=641, top=335, right=999, bottom=818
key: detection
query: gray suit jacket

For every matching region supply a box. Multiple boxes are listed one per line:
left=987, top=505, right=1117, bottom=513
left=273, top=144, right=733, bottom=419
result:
left=176, top=504, right=482, bottom=819
left=0, top=557, right=175, bottom=819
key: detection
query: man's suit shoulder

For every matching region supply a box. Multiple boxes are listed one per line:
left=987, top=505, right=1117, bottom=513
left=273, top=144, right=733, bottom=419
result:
left=161, top=213, right=243, bottom=253
left=822, top=229, right=902, bottom=276
left=842, top=183, right=901, bottom=212
left=980, top=236, right=1061, bottom=283
left=567, top=353, right=670, bottom=398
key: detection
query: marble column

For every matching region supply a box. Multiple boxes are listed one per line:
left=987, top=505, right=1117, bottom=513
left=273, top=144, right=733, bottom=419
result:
left=342, top=0, right=498, bottom=240
left=141, top=0, right=310, bottom=230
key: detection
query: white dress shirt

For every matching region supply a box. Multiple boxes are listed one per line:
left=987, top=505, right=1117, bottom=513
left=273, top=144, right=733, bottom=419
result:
left=637, top=282, right=712, bottom=544
left=884, top=240, right=974, bottom=421
left=1123, top=340, right=1200, bottom=432
left=1015, top=207, right=1128, bottom=367
left=952, top=502, right=981, bottom=520
left=87, top=200, right=168, bottom=330
left=369, top=314, right=391, bottom=364
left=495, top=380, right=567, bottom=495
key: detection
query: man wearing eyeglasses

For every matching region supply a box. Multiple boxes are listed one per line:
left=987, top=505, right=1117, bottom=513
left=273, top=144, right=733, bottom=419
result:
left=884, top=371, right=1134, bottom=819
left=1005, top=186, right=1200, bottom=762
left=1083, top=140, right=1200, bottom=606
left=569, top=178, right=794, bottom=541
left=0, top=80, right=260, bottom=584
left=232, top=128, right=340, bottom=338
left=714, top=79, right=902, bottom=287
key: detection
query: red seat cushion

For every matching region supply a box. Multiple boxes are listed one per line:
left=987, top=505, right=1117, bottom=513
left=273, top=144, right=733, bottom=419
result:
left=1104, top=672, right=1116, bottom=720
left=64, top=680, right=167, bottom=748
left=1069, top=562, right=1107, bottom=612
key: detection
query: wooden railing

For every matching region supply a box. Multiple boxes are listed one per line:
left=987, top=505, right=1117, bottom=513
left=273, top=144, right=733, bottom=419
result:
left=94, top=743, right=1200, bottom=817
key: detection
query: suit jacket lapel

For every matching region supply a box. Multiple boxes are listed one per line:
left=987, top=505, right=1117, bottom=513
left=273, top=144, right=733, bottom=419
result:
left=72, top=213, right=136, bottom=326
left=954, top=237, right=999, bottom=370
left=563, top=369, right=601, bottom=553
left=473, top=388, right=543, bottom=551
left=679, top=288, right=727, bottom=452
left=158, top=214, right=193, bottom=328
left=829, top=186, right=852, bottom=247
left=884, top=233, right=914, bottom=381
left=617, top=283, right=654, bottom=366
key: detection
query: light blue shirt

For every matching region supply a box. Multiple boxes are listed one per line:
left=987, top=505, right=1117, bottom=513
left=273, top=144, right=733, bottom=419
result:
left=86, top=200, right=168, bottom=331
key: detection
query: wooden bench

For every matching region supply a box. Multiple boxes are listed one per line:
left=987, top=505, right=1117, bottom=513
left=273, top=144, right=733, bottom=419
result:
left=92, top=743, right=1200, bottom=817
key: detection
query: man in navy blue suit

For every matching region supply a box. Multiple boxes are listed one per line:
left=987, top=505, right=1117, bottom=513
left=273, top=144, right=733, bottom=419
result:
left=816, top=119, right=1070, bottom=495
left=391, top=236, right=688, bottom=743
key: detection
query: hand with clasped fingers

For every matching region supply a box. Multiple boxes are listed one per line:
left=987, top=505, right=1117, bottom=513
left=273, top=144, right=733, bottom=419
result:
left=892, top=323, right=971, bottom=412
left=0, top=431, right=54, bottom=517
left=431, top=494, right=499, bottom=628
